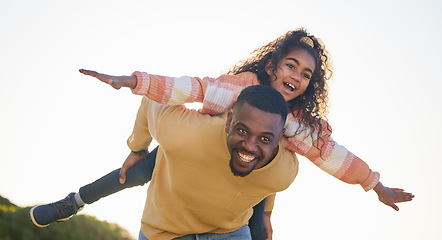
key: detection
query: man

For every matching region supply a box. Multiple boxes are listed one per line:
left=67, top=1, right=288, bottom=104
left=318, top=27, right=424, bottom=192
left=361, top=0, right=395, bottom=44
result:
left=134, top=85, right=297, bottom=239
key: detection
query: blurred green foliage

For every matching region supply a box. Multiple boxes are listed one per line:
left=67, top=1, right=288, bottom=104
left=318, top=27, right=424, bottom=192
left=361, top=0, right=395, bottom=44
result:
left=0, top=195, right=135, bottom=240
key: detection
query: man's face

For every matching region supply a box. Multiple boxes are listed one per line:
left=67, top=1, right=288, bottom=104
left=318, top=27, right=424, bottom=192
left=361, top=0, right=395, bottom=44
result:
left=225, top=102, right=285, bottom=177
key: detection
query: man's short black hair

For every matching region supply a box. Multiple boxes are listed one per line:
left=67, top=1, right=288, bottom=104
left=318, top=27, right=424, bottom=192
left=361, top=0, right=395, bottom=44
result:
left=234, top=85, right=288, bottom=124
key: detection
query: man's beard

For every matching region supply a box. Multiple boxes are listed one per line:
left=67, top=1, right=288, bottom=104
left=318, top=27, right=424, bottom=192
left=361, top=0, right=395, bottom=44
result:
left=229, top=158, right=254, bottom=177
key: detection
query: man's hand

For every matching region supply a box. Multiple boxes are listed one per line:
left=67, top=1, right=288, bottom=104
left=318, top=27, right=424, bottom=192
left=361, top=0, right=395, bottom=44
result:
left=79, top=69, right=137, bottom=89
left=373, top=182, right=414, bottom=211
left=263, top=211, right=273, bottom=240
left=119, top=151, right=145, bottom=184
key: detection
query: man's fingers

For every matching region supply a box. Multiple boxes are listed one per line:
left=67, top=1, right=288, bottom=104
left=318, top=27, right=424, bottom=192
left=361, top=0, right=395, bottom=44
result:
left=119, top=169, right=127, bottom=184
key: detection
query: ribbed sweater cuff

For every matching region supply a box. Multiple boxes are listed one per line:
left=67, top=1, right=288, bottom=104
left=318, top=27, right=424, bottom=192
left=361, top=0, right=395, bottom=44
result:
left=131, top=71, right=150, bottom=95
left=362, top=171, right=380, bottom=192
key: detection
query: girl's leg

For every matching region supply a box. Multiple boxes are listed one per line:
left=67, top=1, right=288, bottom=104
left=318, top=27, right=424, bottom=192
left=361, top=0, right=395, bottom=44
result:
left=249, top=199, right=267, bottom=240
left=30, top=147, right=158, bottom=227
left=79, top=147, right=158, bottom=204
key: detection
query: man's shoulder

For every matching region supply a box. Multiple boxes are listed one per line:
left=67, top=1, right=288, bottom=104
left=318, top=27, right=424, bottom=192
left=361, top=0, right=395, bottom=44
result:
left=144, top=97, right=228, bottom=123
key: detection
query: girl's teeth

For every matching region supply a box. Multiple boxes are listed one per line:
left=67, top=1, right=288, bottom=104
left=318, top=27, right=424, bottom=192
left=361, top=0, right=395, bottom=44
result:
left=284, top=82, right=295, bottom=91
left=238, top=152, right=255, bottom=162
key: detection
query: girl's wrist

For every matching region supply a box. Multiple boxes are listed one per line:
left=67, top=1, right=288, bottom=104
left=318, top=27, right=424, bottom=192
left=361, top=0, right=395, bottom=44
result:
left=121, top=75, right=138, bottom=89
left=373, top=182, right=385, bottom=194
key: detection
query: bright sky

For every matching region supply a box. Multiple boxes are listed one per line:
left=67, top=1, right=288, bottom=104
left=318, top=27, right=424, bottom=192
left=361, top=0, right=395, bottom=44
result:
left=1, top=0, right=441, bottom=239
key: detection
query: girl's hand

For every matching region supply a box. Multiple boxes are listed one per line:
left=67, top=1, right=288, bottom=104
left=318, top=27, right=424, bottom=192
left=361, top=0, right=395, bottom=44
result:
left=373, top=182, right=414, bottom=211
left=79, top=69, right=137, bottom=89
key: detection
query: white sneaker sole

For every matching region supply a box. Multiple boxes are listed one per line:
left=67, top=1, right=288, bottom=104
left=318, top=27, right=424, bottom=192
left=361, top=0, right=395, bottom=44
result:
left=29, top=206, right=77, bottom=228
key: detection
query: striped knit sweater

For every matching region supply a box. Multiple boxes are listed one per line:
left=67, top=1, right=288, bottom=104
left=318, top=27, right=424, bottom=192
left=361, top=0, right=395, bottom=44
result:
left=131, top=71, right=380, bottom=191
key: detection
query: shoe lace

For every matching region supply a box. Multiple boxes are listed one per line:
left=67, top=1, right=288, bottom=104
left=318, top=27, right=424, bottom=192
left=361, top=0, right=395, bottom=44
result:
left=50, top=195, right=78, bottom=218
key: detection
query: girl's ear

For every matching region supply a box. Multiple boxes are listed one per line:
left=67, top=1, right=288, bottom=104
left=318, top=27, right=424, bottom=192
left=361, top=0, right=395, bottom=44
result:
left=265, top=60, right=273, bottom=76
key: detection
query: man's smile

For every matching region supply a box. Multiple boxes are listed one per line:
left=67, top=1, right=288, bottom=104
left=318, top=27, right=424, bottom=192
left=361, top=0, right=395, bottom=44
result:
left=237, top=151, right=257, bottom=163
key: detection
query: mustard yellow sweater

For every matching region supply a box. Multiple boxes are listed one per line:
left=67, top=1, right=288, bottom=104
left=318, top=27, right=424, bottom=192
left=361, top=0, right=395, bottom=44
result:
left=128, top=97, right=298, bottom=240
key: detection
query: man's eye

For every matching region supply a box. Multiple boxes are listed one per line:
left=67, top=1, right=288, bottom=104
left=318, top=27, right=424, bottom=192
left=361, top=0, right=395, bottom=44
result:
left=238, top=129, right=247, bottom=135
left=261, top=136, right=271, bottom=143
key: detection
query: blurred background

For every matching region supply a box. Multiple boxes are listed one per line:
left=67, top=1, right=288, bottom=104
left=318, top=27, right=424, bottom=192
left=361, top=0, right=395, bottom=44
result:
left=1, top=0, right=441, bottom=239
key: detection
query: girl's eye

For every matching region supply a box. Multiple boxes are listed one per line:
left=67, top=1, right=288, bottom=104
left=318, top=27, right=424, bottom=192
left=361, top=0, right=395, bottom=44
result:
left=286, top=64, right=295, bottom=69
left=302, top=73, right=311, bottom=79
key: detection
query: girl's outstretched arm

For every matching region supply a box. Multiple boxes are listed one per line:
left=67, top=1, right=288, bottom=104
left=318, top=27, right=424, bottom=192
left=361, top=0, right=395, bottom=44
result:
left=283, top=115, right=414, bottom=210
left=80, top=69, right=258, bottom=114
left=283, top=115, right=380, bottom=191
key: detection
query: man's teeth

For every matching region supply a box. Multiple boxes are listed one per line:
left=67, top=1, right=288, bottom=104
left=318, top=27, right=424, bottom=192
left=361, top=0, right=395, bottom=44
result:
left=284, top=82, right=295, bottom=91
left=238, top=152, right=255, bottom=162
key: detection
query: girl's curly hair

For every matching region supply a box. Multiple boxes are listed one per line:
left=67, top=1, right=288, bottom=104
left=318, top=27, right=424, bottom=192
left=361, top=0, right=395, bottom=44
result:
left=227, top=28, right=333, bottom=153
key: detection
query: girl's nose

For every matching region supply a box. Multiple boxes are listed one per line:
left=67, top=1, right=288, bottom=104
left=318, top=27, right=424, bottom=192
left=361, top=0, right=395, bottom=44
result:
left=291, top=71, right=301, bottom=82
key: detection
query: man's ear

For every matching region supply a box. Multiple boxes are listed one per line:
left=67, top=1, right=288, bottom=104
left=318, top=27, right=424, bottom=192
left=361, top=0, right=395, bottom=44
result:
left=279, top=128, right=286, bottom=141
left=265, top=60, right=273, bottom=76
left=225, top=111, right=233, bottom=133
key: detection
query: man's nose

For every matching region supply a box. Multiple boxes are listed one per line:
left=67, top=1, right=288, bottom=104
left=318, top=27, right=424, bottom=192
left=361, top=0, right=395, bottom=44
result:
left=242, top=137, right=258, bottom=152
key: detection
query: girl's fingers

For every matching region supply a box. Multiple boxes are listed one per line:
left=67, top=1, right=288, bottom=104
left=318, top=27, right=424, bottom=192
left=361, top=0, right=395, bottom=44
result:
left=391, top=188, right=404, bottom=192
left=79, top=68, right=99, bottom=77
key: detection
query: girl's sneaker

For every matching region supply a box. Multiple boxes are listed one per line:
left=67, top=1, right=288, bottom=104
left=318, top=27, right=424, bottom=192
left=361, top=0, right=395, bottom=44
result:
left=29, top=193, right=84, bottom=227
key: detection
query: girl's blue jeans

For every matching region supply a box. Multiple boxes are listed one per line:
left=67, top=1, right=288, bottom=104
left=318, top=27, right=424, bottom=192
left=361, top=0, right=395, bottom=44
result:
left=78, top=147, right=267, bottom=240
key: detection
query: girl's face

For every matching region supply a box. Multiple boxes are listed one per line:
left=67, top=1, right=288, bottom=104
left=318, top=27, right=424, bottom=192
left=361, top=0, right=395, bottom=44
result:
left=267, top=47, right=316, bottom=102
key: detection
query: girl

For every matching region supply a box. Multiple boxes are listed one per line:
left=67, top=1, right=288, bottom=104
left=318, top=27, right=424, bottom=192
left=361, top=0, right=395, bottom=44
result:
left=30, top=28, right=413, bottom=240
